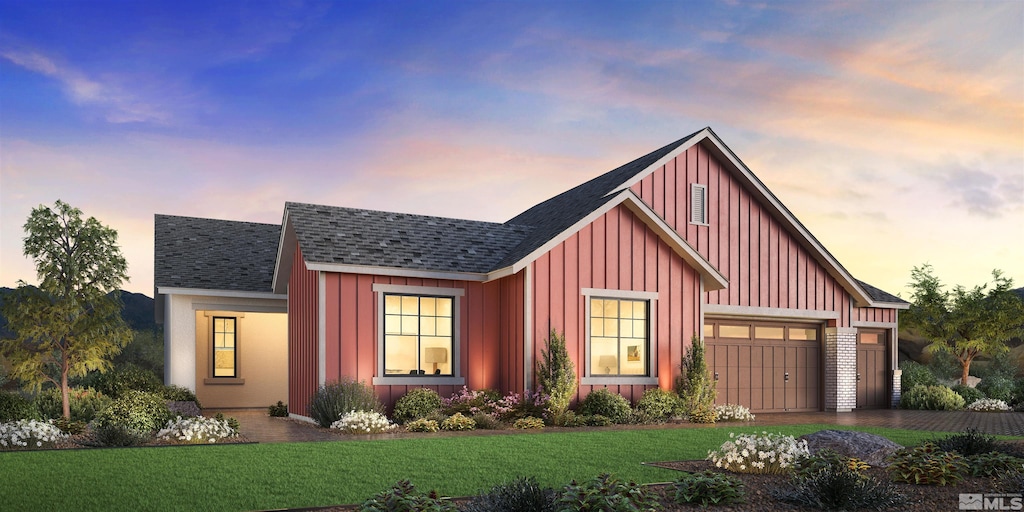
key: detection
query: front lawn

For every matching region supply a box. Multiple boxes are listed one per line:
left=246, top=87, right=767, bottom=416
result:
left=0, top=424, right=975, bottom=511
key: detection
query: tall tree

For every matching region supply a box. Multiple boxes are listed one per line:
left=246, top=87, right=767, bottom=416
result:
left=904, top=264, right=1024, bottom=385
left=536, top=329, right=576, bottom=425
left=0, top=201, right=132, bottom=418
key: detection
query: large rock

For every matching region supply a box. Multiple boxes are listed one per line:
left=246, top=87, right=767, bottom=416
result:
left=798, top=430, right=902, bottom=467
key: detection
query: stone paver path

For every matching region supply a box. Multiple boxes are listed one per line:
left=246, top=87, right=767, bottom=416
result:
left=208, top=408, right=1024, bottom=444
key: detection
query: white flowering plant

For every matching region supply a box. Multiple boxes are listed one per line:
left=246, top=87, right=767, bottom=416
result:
left=967, top=398, right=1012, bottom=412
left=0, top=419, right=69, bottom=449
left=330, top=410, right=397, bottom=434
left=157, top=416, right=239, bottom=444
left=715, top=403, right=755, bottom=422
left=707, top=431, right=809, bottom=474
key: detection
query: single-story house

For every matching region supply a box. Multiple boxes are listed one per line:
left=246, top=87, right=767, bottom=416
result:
left=155, top=127, right=908, bottom=418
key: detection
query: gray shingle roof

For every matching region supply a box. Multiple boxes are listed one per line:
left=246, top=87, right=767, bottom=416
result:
left=285, top=202, right=533, bottom=274
left=855, top=279, right=908, bottom=305
left=154, top=214, right=280, bottom=293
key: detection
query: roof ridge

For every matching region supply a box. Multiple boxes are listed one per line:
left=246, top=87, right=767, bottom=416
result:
left=284, top=201, right=527, bottom=228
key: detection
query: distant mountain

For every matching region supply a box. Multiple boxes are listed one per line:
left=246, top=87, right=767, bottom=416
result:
left=0, top=287, right=154, bottom=337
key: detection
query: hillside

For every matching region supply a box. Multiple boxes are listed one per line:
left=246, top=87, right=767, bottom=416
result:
left=0, top=288, right=154, bottom=338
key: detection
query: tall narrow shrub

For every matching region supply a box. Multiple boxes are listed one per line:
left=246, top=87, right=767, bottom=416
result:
left=536, top=329, right=576, bottom=424
left=676, top=334, right=717, bottom=423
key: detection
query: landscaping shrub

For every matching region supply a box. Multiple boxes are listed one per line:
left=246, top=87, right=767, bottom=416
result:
left=933, top=428, right=998, bottom=456
left=512, top=416, right=544, bottom=430
left=440, top=412, right=475, bottom=431
left=951, top=384, right=984, bottom=405
left=966, top=452, right=1024, bottom=477
left=404, top=418, right=439, bottom=432
left=393, top=388, right=442, bottom=423
left=471, top=413, right=504, bottom=430
left=584, top=414, right=613, bottom=427
left=92, top=364, right=163, bottom=399
left=707, top=432, right=810, bottom=474
left=899, top=385, right=964, bottom=410
left=578, top=389, right=632, bottom=424
left=714, top=403, right=755, bottom=422
left=926, top=350, right=963, bottom=381
left=676, top=334, right=716, bottom=423
left=622, top=409, right=657, bottom=425
left=973, top=351, right=1020, bottom=381
left=160, top=385, right=201, bottom=407
left=213, top=412, right=240, bottom=431
left=268, top=401, right=288, bottom=417
left=557, top=473, right=662, bottom=512
left=0, top=419, right=69, bottom=449
left=1000, top=471, right=1024, bottom=494
left=886, top=443, right=968, bottom=485
left=978, top=375, right=1015, bottom=403
left=461, top=476, right=557, bottom=512
left=536, top=329, right=576, bottom=425
left=52, top=418, right=86, bottom=435
left=92, top=390, right=174, bottom=446
left=308, top=378, right=383, bottom=428
left=0, top=391, right=37, bottom=421
left=671, top=470, right=745, bottom=507
left=358, top=480, right=457, bottom=512
left=794, top=449, right=870, bottom=478
left=440, top=387, right=500, bottom=417
left=157, top=415, right=238, bottom=444
left=330, top=410, right=397, bottom=434
left=634, top=388, right=679, bottom=421
left=899, top=360, right=937, bottom=392
left=167, top=400, right=201, bottom=418
left=967, top=398, right=1012, bottom=411
left=33, top=387, right=112, bottom=423
left=776, top=457, right=906, bottom=511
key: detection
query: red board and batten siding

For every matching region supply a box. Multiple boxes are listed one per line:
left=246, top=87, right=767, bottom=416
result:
left=852, top=307, right=897, bottom=324
left=287, top=243, right=319, bottom=416
left=630, top=143, right=853, bottom=327
left=530, top=204, right=701, bottom=405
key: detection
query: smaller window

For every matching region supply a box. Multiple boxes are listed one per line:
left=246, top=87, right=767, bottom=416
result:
left=703, top=323, right=715, bottom=339
left=690, top=183, right=708, bottom=225
left=718, top=325, right=750, bottom=338
left=789, top=328, right=818, bottom=341
left=213, top=317, right=237, bottom=378
left=859, top=333, right=881, bottom=344
left=754, top=326, right=785, bottom=340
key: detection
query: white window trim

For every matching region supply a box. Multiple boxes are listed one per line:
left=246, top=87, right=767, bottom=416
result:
left=371, top=284, right=466, bottom=386
left=690, top=183, right=708, bottom=226
left=580, top=288, right=659, bottom=386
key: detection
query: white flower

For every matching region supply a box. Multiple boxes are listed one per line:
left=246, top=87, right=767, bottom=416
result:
left=330, top=410, right=396, bottom=434
left=157, top=416, right=238, bottom=444
left=967, top=398, right=1012, bottom=412
left=0, top=419, right=69, bottom=450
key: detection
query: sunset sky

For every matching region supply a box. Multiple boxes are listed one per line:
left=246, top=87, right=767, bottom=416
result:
left=1, top=0, right=1021, bottom=299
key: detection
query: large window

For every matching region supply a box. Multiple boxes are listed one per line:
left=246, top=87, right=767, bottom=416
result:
left=589, top=297, right=649, bottom=376
left=213, top=317, right=237, bottom=378
left=383, top=294, right=454, bottom=376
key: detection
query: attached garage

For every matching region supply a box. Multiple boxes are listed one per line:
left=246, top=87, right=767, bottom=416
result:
left=704, top=319, right=822, bottom=413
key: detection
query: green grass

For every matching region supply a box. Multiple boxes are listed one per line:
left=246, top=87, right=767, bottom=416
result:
left=0, top=424, right=1002, bottom=511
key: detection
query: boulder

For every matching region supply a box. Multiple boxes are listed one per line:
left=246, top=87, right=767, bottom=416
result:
left=798, top=430, right=902, bottom=467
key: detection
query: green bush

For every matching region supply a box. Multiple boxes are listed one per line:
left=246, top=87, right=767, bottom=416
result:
left=92, top=390, right=174, bottom=446
left=973, top=351, right=1020, bottom=380
left=635, top=388, right=679, bottom=421
left=160, top=385, right=201, bottom=407
left=536, top=329, right=577, bottom=425
left=393, top=388, right=442, bottom=424
left=557, top=473, right=662, bottom=512
left=471, top=413, right=504, bottom=430
left=676, top=334, right=716, bottom=423
left=926, top=350, right=963, bottom=381
left=966, top=452, right=1024, bottom=477
left=404, top=418, right=439, bottom=432
left=951, top=384, right=985, bottom=405
left=584, top=414, right=613, bottom=427
left=512, top=416, right=544, bottom=430
left=33, top=387, right=112, bottom=423
left=671, top=470, right=745, bottom=507
left=461, top=476, right=557, bottom=512
left=776, top=458, right=906, bottom=510
left=899, top=385, right=964, bottom=410
left=440, top=412, right=475, bottom=431
left=308, top=378, right=383, bottom=428
left=268, top=401, right=288, bottom=417
left=978, top=375, right=1015, bottom=403
left=933, top=428, right=998, bottom=456
left=0, top=391, right=37, bottom=421
left=92, top=365, right=163, bottom=399
left=899, top=360, right=937, bottom=393
left=358, top=480, right=457, bottom=512
left=578, top=389, right=632, bottom=424
left=886, top=443, right=969, bottom=485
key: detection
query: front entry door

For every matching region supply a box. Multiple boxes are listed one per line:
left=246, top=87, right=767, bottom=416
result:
left=856, top=330, right=889, bottom=409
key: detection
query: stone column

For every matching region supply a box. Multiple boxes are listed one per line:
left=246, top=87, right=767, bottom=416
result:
left=891, top=369, right=902, bottom=408
left=824, top=327, right=857, bottom=412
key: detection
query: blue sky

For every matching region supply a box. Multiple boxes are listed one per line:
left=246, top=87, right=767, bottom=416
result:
left=1, top=0, right=1021, bottom=297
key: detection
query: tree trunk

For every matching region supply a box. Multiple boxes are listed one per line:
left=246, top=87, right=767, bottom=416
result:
left=961, top=356, right=973, bottom=386
left=61, top=366, right=71, bottom=420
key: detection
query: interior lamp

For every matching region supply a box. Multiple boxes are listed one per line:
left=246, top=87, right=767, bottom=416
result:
left=597, top=355, right=617, bottom=374
left=423, top=347, right=448, bottom=373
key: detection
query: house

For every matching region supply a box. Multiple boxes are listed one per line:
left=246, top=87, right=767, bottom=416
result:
left=155, top=127, right=908, bottom=417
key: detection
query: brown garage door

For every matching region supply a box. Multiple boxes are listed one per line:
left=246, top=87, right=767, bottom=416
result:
left=856, top=330, right=889, bottom=409
left=704, top=320, right=821, bottom=413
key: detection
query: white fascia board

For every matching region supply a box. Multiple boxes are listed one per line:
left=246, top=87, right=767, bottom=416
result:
left=272, top=210, right=296, bottom=294
left=505, top=189, right=728, bottom=291
left=483, top=266, right=516, bottom=282
left=866, top=301, right=911, bottom=310
left=156, top=287, right=287, bottom=300
left=608, top=127, right=712, bottom=195
left=305, top=262, right=488, bottom=282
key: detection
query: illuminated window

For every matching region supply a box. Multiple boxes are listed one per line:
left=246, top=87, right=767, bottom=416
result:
left=859, top=332, right=882, bottom=344
left=703, top=323, right=715, bottom=339
left=590, top=297, right=648, bottom=376
left=789, top=328, right=818, bottom=341
left=213, top=317, right=237, bottom=378
left=383, top=294, right=454, bottom=376
left=754, top=326, right=785, bottom=340
left=719, top=325, right=750, bottom=338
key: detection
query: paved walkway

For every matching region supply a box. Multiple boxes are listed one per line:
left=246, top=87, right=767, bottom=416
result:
left=207, top=408, right=1024, bottom=444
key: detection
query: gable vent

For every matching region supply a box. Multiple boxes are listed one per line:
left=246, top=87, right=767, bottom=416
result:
left=690, top=183, right=708, bottom=225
